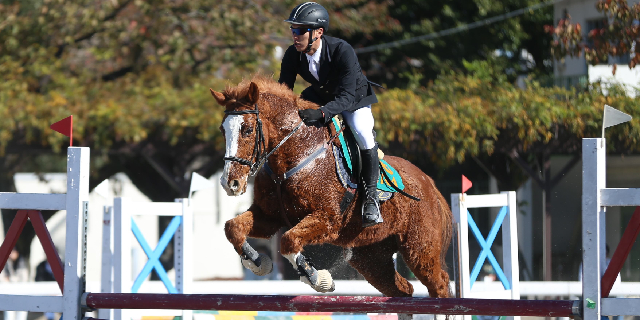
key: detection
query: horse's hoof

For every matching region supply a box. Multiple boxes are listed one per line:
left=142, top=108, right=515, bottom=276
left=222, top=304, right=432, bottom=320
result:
left=316, top=269, right=335, bottom=292
left=241, top=253, right=273, bottom=276
left=301, top=269, right=334, bottom=293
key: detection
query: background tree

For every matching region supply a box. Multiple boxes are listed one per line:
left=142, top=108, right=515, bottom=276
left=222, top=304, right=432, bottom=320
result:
left=322, top=0, right=555, bottom=87
left=3, top=0, right=635, bottom=280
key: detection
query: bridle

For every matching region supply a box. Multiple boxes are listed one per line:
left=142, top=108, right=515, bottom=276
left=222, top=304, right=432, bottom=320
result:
left=223, top=104, right=304, bottom=177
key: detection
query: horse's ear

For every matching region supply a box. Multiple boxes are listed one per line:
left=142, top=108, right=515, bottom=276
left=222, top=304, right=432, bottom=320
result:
left=247, top=82, right=259, bottom=105
left=209, top=88, right=226, bottom=106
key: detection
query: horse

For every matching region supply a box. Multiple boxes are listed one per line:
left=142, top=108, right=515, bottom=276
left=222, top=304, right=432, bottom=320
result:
left=211, top=75, right=453, bottom=299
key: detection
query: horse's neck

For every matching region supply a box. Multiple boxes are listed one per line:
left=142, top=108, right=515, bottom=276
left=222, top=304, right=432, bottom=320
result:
left=266, top=118, right=329, bottom=175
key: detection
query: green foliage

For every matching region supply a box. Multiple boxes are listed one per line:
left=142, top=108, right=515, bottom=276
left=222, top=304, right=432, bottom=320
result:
left=374, top=69, right=640, bottom=167
left=0, top=0, right=288, bottom=173
left=329, top=0, right=554, bottom=87
left=0, top=65, right=230, bottom=153
left=1, top=0, right=636, bottom=196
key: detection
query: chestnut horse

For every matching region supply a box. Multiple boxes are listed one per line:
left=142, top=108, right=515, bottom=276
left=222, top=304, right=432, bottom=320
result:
left=211, top=75, right=452, bottom=298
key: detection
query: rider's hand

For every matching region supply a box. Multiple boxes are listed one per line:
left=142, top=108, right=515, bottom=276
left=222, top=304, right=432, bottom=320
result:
left=298, top=109, right=324, bottom=125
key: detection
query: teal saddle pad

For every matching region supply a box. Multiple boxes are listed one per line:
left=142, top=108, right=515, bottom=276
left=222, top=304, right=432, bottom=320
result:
left=331, top=118, right=405, bottom=193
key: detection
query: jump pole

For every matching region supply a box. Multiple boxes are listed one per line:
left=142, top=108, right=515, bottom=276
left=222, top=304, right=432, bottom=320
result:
left=82, top=293, right=578, bottom=317
left=78, top=186, right=580, bottom=319
left=582, top=138, right=640, bottom=320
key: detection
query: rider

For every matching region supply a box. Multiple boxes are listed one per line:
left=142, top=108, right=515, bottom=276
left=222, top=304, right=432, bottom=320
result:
left=278, top=2, right=382, bottom=227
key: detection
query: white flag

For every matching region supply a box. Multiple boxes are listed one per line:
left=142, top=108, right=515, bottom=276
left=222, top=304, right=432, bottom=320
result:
left=189, top=172, right=215, bottom=197
left=603, top=105, right=632, bottom=129
left=602, top=105, right=632, bottom=138
left=94, top=179, right=110, bottom=199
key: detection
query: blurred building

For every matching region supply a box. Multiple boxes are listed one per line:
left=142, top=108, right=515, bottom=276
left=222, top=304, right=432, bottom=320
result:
left=553, top=0, right=640, bottom=94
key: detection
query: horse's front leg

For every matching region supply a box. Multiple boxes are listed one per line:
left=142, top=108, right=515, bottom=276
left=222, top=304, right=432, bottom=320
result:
left=225, top=204, right=282, bottom=276
left=280, top=214, right=338, bottom=293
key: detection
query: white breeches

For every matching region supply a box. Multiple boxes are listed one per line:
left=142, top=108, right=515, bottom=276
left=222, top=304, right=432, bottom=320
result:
left=341, top=105, right=376, bottom=150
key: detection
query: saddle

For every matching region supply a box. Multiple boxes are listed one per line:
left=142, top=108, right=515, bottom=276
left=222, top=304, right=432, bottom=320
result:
left=329, top=116, right=407, bottom=212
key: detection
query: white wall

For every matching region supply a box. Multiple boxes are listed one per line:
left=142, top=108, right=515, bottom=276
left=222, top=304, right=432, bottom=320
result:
left=189, top=171, right=252, bottom=280
left=588, top=64, right=640, bottom=97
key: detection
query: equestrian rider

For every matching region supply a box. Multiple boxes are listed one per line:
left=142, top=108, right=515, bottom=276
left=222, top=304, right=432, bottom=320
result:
left=278, top=2, right=382, bottom=228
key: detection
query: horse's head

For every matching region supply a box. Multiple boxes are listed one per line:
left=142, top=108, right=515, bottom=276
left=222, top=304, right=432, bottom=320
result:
left=211, top=81, right=263, bottom=196
left=212, top=76, right=317, bottom=196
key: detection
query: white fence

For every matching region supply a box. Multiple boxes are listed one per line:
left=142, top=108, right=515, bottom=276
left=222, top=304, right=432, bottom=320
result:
left=452, top=191, right=519, bottom=320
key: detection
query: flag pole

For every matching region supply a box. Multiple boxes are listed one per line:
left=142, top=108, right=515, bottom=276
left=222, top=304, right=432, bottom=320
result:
left=70, top=115, right=73, bottom=146
left=602, top=108, right=606, bottom=140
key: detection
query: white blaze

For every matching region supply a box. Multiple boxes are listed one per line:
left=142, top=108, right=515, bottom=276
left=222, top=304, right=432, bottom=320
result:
left=220, top=115, right=244, bottom=190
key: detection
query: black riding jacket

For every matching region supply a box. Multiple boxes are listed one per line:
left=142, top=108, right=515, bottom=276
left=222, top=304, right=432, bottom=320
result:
left=278, top=35, right=378, bottom=123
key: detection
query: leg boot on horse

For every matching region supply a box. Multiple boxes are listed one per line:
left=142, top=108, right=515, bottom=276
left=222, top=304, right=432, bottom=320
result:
left=361, top=145, right=383, bottom=227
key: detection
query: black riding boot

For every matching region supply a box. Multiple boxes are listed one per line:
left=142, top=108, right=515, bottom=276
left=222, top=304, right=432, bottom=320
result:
left=361, top=145, right=382, bottom=227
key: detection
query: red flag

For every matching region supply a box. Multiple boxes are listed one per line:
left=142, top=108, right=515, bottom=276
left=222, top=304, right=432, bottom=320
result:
left=462, top=175, right=473, bottom=193
left=50, top=115, right=73, bottom=146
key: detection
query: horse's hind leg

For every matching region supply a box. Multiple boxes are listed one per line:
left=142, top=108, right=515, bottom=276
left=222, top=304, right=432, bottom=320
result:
left=399, top=240, right=450, bottom=298
left=348, top=236, right=413, bottom=297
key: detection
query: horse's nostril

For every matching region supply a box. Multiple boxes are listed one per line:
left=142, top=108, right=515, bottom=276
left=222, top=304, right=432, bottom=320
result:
left=230, top=179, right=240, bottom=191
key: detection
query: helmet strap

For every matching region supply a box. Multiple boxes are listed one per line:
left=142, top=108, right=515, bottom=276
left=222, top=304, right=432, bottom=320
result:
left=303, top=29, right=318, bottom=54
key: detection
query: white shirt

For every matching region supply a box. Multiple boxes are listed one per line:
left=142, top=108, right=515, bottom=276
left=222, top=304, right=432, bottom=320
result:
left=305, top=39, right=322, bottom=81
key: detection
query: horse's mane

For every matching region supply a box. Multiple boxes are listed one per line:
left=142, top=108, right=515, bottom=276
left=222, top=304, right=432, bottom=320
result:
left=222, top=74, right=318, bottom=111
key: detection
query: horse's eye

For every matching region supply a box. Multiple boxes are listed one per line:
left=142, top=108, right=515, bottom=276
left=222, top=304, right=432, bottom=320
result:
left=242, top=126, right=253, bottom=137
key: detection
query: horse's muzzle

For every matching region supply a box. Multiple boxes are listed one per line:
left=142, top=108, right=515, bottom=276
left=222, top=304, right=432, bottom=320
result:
left=221, top=177, right=247, bottom=196
left=229, top=179, right=240, bottom=192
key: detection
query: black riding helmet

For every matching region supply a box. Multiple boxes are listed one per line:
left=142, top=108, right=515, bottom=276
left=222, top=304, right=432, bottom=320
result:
left=284, top=2, right=330, bottom=31
left=285, top=2, right=329, bottom=53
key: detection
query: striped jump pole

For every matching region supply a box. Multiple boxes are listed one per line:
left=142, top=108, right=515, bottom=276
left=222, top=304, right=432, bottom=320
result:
left=82, top=293, right=580, bottom=318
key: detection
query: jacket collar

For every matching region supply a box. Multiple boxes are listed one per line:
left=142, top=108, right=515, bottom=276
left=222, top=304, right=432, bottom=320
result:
left=298, top=36, right=331, bottom=85
left=317, top=37, right=330, bottom=84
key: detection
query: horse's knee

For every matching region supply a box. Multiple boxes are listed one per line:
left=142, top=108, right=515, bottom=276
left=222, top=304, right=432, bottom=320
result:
left=224, top=219, right=246, bottom=253
left=280, top=232, right=302, bottom=255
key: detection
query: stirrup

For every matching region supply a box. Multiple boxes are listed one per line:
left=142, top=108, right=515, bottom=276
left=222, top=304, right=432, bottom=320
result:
left=362, top=196, right=382, bottom=227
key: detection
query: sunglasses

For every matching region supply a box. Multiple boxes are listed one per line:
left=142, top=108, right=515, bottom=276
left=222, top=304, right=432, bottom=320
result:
left=290, top=26, right=313, bottom=36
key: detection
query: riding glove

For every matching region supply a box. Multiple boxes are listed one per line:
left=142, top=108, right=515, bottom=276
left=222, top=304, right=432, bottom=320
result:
left=298, top=109, right=324, bottom=125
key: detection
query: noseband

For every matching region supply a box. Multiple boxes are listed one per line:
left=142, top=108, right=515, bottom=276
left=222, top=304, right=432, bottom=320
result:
left=223, top=104, right=304, bottom=176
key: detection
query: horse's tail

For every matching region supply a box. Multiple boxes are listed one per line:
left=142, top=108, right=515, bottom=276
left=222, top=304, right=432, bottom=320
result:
left=434, top=180, right=454, bottom=297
